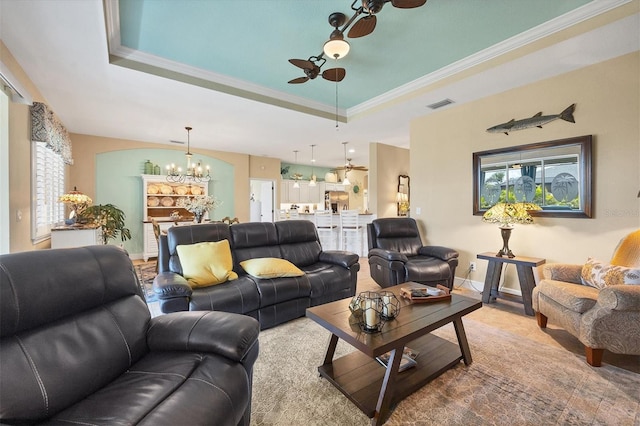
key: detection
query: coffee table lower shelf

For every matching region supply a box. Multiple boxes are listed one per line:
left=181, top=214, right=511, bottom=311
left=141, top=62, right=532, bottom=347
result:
left=318, top=333, right=462, bottom=419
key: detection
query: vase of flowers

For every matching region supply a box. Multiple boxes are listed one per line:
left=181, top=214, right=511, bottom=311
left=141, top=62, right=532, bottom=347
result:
left=176, top=195, right=221, bottom=223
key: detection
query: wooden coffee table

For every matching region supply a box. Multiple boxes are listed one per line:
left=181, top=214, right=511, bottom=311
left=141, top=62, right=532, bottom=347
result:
left=306, top=283, right=482, bottom=425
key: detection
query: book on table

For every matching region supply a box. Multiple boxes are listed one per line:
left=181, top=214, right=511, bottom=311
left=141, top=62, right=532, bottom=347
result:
left=376, top=346, right=419, bottom=372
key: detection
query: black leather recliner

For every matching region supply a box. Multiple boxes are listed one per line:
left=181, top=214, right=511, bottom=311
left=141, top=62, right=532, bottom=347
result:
left=0, top=245, right=259, bottom=426
left=367, top=217, right=459, bottom=290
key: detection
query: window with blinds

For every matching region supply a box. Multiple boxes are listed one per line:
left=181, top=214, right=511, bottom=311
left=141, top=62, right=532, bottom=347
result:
left=32, top=141, right=65, bottom=242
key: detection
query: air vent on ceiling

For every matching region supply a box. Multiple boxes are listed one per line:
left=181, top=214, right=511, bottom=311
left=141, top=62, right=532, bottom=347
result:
left=169, top=140, right=185, bottom=145
left=426, top=98, right=455, bottom=110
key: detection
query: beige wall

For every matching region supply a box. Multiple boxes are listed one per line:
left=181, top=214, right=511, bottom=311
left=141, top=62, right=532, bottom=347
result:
left=2, top=41, right=54, bottom=252
left=369, top=142, right=410, bottom=217
left=410, top=52, right=640, bottom=292
left=70, top=133, right=283, bottom=224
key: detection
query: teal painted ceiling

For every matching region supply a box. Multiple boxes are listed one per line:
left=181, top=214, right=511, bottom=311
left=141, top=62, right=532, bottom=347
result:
left=117, top=0, right=592, bottom=109
left=2, top=0, right=634, bottom=169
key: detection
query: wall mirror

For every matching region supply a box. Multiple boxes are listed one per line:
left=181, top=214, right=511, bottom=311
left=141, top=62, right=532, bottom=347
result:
left=397, top=175, right=410, bottom=216
left=473, top=135, right=592, bottom=218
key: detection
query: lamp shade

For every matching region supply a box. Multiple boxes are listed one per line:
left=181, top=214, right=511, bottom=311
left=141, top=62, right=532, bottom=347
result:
left=324, top=38, right=350, bottom=59
left=482, top=202, right=541, bottom=227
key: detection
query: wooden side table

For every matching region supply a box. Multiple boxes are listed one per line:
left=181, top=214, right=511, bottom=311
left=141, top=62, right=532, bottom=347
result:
left=476, top=252, right=545, bottom=316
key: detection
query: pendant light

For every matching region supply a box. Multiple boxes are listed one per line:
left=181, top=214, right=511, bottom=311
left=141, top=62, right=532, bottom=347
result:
left=309, top=144, right=317, bottom=187
left=293, top=150, right=300, bottom=189
left=342, top=142, right=351, bottom=186
left=166, top=126, right=210, bottom=183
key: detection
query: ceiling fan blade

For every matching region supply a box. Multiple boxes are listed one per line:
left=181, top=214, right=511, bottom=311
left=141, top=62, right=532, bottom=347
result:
left=288, top=76, right=310, bottom=84
left=288, top=58, right=314, bottom=70
left=348, top=15, right=377, bottom=38
left=391, top=0, right=427, bottom=8
left=322, top=68, right=346, bottom=82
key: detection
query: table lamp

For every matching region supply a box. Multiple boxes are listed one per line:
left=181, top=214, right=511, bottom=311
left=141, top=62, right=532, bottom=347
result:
left=482, top=202, right=541, bottom=258
left=58, top=187, right=92, bottom=224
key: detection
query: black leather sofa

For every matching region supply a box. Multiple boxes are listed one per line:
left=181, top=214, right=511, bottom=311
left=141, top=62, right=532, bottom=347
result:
left=0, top=245, right=259, bottom=426
left=154, top=220, right=360, bottom=329
left=367, top=217, right=459, bottom=290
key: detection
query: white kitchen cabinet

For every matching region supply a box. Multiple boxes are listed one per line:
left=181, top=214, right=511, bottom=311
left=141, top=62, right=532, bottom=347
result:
left=281, top=179, right=324, bottom=204
left=324, top=183, right=347, bottom=192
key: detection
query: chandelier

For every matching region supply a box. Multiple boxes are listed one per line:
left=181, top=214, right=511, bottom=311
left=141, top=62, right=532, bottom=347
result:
left=166, top=126, right=211, bottom=183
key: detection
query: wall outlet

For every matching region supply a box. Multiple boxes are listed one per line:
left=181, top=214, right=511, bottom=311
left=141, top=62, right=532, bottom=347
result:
left=469, top=261, right=477, bottom=272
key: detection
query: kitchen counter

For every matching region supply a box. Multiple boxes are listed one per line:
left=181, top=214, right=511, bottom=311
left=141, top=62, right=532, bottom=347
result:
left=298, top=213, right=375, bottom=216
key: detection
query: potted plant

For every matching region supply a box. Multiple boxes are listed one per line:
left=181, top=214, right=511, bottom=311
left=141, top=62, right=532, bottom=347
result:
left=78, top=204, right=132, bottom=245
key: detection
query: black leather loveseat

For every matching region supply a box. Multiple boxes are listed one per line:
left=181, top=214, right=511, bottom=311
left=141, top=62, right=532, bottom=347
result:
left=154, top=220, right=360, bottom=329
left=367, top=217, right=459, bottom=290
left=0, top=245, right=259, bottom=426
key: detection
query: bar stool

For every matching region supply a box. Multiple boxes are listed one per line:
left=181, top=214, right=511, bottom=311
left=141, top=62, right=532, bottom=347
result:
left=288, top=209, right=299, bottom=219
left=339, top=210, right=364, bottom=256
left=314, top=210, right=337, bottom=250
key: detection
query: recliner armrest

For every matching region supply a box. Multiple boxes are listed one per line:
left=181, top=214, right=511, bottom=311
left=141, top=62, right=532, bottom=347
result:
left=153, top=272, right=192, bottom=299
left=368, top=248, right=408, bottom=263
left=147, top=311, right=260, bottom=363
left=319, top=250, right=359, bottom=268
left=418, top=246, right=459, bottom=261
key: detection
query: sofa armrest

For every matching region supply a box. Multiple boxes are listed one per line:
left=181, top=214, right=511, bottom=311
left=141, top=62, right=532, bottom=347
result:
left=418, top=246, right=459, bottom=261
left=542, top=263, right=583, bottom=284
left=147, top=311, right=260, bottom=362
left=597, top=285, right=640, bottom=311
left=368, top=248, right=408, bottom=263
left=153, top=272, right=193, bottom=299
left=319, top=250, right=359, bottom=268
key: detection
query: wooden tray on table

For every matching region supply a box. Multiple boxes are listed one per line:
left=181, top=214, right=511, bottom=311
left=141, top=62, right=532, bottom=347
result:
left=400, top=284, right=451, bottom=303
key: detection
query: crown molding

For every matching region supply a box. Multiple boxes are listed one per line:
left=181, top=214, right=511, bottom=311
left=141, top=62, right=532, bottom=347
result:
left=348, top=0, right=633, bottom=116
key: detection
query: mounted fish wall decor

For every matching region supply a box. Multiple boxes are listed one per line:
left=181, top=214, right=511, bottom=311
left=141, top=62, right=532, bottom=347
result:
left=487, top=104, right=576, bottom=135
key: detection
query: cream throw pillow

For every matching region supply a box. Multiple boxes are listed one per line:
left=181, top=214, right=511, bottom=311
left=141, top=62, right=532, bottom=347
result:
left=240, top=258, right=304, bottom=279
left=580, top=257, right=640, bottom=289
left=176, top=240, right=238, bottom=288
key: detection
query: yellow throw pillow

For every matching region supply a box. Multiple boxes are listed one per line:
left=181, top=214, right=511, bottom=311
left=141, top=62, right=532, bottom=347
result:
left=580, top=257, right=640, bottom=289
left=176, top=240, right=238, bottom=288
left=240, top=258, right=304, bottom=279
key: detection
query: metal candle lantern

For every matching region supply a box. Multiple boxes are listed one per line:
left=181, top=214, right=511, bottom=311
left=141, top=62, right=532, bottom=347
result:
left=358, top=291, right=384, bottom=333
left=348, top=294, right=364, bottom=319
left=378, top=291, right=401, bottom=320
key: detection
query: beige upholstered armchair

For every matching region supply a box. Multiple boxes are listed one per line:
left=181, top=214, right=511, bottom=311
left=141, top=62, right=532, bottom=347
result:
left=532, top=229, right=640, bottom=366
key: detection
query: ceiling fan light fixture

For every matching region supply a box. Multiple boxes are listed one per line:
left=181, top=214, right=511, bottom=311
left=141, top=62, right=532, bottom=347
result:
left=324, top=31, right=350, bottom=59
left=363, top=0, right=385, bottom=14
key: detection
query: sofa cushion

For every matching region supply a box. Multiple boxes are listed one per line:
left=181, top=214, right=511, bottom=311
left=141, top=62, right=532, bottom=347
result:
left=176, top=240, right=238, bottom=288
left=580, top=257, right=640, bottom=289
left=48, top=352, right=251, bottom=426
left=275, top=220, right=322, bottom=267
left=240, top=257, right=304, bottom=279
left=230, top=222, right=282, bottom=271
left=536, top=279, right=599, bottom=313
left=405, top=255, right=452, bottom=283
left=302, top=262, right=354, bottom=305
left=188, top=276, right=261, bottom=315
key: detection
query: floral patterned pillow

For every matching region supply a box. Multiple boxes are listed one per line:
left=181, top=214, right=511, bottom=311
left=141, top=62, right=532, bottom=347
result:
left=580, top=257, right=640, bottom=289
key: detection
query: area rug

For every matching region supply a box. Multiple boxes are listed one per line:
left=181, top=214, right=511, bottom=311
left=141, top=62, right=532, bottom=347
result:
left=135, top=262, right=158, bottom=303
left=250, top=317, right=639, bottom=425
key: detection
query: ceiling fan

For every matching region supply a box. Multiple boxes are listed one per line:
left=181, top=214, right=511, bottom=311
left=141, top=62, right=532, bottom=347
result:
left=288, top=56, right=346, bottom=84
left=287, top=0, right=427, bottom=84
left=334, top=158, right=368, bottom=172
left=349, top=0, right=428, bottom=38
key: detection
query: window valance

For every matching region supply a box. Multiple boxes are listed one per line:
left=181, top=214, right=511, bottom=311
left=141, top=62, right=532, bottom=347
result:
left=30, top=102, right=73, bottom=165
